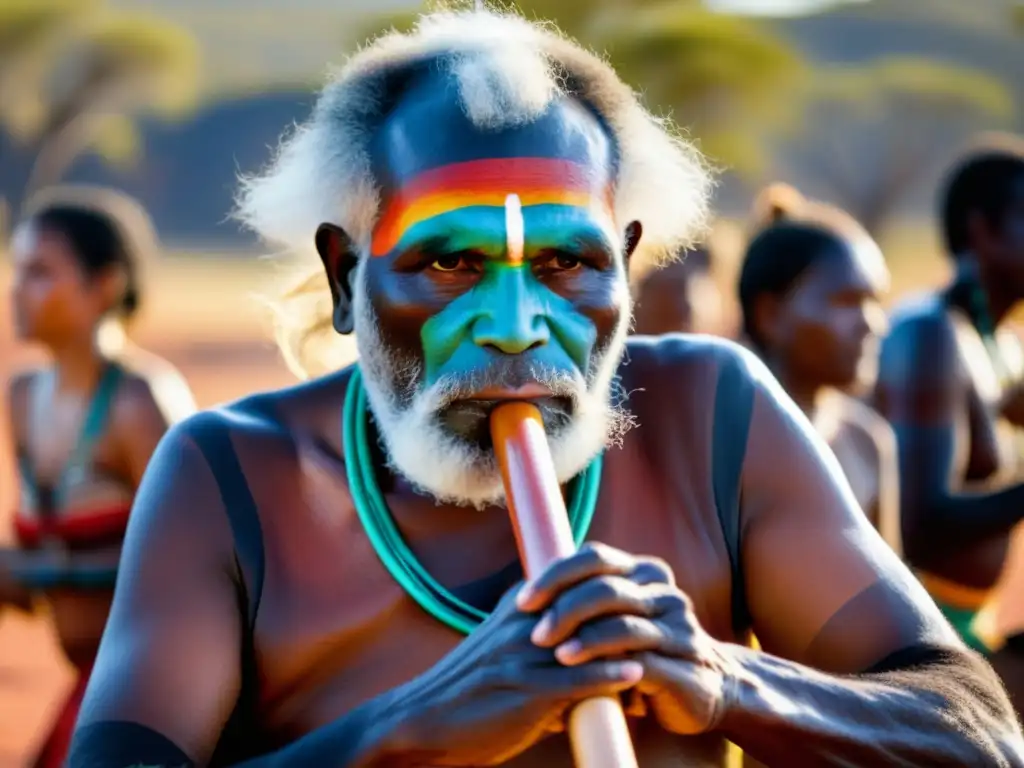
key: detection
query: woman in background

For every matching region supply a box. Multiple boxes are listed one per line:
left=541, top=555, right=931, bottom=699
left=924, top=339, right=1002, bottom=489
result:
left=0, top=186, right=195, bottom=768
left=737, top=183, right=901, bottom=552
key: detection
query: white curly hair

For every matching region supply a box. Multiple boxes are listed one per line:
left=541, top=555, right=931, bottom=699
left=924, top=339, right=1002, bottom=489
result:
left=235, top=3, right=713, bottom=380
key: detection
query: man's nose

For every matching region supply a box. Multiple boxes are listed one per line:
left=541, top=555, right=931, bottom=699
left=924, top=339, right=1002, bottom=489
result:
left=471, top=268, right=550, bottom=355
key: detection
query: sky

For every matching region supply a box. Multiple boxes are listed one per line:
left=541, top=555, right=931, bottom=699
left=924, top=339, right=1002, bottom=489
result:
left=705, top=0, right=870, bottom=16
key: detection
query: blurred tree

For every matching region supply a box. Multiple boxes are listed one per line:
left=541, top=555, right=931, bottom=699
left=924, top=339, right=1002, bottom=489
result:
left=358, top=1, right=808, bottom=175
left=0, top=0, right=99, bottom=141
left=774, top=57, right=1014, bottom=237
left=23, top=10, right=200, bottom=199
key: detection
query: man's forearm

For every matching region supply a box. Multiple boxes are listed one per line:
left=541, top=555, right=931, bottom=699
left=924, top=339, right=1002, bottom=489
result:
left=233, top=694, right=402, bottom=768
left=719, top=643, right=1024, bottom=767
left=71, top=694, right=402, bottom=767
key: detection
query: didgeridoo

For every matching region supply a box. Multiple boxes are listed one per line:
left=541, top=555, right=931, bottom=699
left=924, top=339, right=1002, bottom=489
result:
left=491, top=402, right=639, bottom=768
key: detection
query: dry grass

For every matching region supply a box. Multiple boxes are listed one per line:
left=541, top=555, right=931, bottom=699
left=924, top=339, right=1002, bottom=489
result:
left=0, top=224, right=958, bottom=765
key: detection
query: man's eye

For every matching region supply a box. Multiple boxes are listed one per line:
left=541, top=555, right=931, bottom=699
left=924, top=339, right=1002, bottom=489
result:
left=430, top=254, right=465, bottom=272
left=535, top=252, right=583, bottom=273
left=554, top=254, right=581, bottom=271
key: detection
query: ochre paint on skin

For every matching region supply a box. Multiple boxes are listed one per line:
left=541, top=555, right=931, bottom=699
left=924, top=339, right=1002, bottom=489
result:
left=370, top=158, right=612, bottom=257
left=418, top=187, right=606, bottom=386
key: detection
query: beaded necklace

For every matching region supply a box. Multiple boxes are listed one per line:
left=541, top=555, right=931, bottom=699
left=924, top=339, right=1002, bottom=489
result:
left=341, top=368, right=604, bottom=634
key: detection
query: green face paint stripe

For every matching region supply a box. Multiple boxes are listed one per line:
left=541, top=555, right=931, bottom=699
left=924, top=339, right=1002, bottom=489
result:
left=419, top=262, right=596, bottom=384
left=378, top=204, right=618, bottom=261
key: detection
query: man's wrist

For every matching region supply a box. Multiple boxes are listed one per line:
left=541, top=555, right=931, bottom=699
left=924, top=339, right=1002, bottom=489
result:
left=710, top=642, right=758, bottom=736
left=349, top=687, right=416, bottom=766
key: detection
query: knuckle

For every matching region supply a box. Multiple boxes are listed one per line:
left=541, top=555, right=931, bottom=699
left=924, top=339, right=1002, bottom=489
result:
left=578, top=541, right=608, bottom=564
left=652, top=585, right=692, bottom=615
left=634, top=556, right=675, bottom=585
left=565, top=662, right=607, bottom=688
left=589, top=576, right=623, bottom=603
left=588, top=615, right=635, bottom=641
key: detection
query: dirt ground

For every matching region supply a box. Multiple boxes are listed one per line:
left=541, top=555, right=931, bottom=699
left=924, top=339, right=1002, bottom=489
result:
left=0, top=232, right=952, bottom=766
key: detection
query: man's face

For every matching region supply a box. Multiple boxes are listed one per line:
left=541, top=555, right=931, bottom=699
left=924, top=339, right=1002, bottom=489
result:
left=351, top=79, right=634, bottom=506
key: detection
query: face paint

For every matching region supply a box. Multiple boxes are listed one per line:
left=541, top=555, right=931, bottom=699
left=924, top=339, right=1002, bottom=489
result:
left=370, top=158, right=614, bottom=257
left=417, top=209, right=601, bottom=392
left=355, top=93, right=632, bottom=507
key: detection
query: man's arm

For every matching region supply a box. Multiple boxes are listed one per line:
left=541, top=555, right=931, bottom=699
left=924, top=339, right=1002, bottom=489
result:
left=69, top=414, right=404, bottom=767
left=715, top=346, right=1023, bottom=766
left=874, top=313, right=1024, bottom=563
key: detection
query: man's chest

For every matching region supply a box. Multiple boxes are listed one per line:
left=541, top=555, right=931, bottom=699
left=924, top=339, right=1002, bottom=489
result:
left=243, top=439, right=736, bottom=748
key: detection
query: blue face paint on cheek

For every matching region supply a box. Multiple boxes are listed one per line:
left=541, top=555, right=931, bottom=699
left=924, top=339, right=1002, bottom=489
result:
left=402, top=193, right=619, bottom=387
left=420, top=263, right=598, bottom=386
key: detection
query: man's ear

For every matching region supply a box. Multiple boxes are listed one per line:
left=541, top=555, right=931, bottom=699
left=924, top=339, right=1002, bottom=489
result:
left=316, top=223, right=359, bottom=335
left=623, top=221, right=643, bottom=272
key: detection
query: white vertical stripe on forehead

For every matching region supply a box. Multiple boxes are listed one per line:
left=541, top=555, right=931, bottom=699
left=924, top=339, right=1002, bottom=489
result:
left=505, top=193, right=524, bottom=265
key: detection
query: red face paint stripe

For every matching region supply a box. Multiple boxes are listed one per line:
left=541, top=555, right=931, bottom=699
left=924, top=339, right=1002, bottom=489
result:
left=371, top=158, right=614, bottom=257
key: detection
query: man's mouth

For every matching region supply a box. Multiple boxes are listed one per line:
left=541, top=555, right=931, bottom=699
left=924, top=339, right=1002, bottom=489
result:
left=440, top=382, right=574, bottom=448
left=464, top=383, right=554, bottom=401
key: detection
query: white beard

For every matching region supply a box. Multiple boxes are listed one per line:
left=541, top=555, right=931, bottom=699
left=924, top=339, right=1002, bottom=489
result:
left=351, top=264, right=634, bottom=509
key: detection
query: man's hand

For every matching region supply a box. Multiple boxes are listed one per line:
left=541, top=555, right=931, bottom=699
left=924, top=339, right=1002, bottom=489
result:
left=386, top=582, right=643, bottom=766
left=517, top=541, right=735, bottom=736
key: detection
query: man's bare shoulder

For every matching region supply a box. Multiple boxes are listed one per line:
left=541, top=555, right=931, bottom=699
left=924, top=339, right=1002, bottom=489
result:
left=166, top=366, right=355, bottom=469
left=623, top=333, right=764, bottom=390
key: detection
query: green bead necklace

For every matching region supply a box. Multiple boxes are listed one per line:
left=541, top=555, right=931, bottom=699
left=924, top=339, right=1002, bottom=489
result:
left=342, top=368, right=604, bottom=634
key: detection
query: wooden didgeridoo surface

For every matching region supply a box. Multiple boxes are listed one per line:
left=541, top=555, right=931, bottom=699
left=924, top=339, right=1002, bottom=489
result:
left=491, top=402, right=639, bottom=768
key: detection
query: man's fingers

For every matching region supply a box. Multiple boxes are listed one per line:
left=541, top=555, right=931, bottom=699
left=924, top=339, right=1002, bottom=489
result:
left=518, top=544, right=674, bottom=612
left=532, top=659, right=644, bottom=699
left=518, top=543, right=633, bottom=612
left=532, top=577, right=659, bottom=647
left=554, top=615, right=667, bottom=665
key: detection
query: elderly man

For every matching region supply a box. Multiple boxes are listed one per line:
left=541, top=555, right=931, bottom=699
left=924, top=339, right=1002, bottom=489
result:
left=69, top=9, right=1022, bottom=767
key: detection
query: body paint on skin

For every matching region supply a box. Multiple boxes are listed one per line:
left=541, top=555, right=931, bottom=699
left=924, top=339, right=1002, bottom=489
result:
left=418, top=192, right=605, bottom=386
left=371, top=158, right=613, bottom=257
